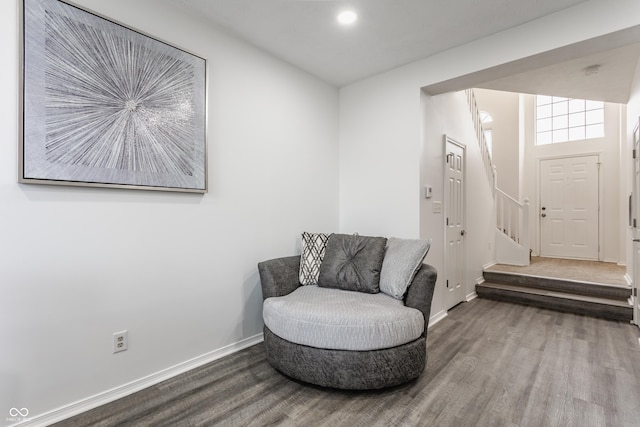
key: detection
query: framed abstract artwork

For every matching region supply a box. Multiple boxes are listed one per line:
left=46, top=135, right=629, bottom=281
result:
left=19, top=0, right=208, bottom=193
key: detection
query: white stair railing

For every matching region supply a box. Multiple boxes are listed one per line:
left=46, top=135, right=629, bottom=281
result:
left=496, top=188, right=530, bottom=266
left=465, top=89, right=496, bottom=193
left=465, top=88, right=529, bottom=265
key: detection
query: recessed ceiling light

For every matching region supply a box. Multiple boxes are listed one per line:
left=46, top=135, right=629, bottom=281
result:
left=337, top=10, right=357, bottom=25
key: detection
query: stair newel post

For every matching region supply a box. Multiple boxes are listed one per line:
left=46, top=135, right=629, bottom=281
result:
left=522, top=197, right=530, bottom=265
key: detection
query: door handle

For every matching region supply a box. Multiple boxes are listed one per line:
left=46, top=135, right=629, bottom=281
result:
left=542, top=207, right=546, bottom=210
left=634, top=239, right=640, bottom=242
left=541, top=213, right=547, bottom=218
left=461, top=230, right=466, bottom=236
left=446, top=152, right=454, bottom=164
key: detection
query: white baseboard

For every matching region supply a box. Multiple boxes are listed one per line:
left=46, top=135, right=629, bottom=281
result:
left=428, top=309, right=447, bottom=328
left=18, top=333, right=264, bottom=427
left=625, top=273, right=633, bottom=287
left=482, top=261, right=497, bottom=270
left=465, top=276, right=483, bottom=301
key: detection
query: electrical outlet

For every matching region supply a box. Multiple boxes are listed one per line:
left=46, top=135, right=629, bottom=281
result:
left=113, top=330, right=128, bottom=354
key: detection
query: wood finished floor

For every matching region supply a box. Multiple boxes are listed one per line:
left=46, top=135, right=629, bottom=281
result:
left=487, top=257, right=627, bottom=287
left=56, top=299, right=640, bottom=427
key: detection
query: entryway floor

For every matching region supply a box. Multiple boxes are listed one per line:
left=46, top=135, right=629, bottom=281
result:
left=486, top=256, right=627, bottom=287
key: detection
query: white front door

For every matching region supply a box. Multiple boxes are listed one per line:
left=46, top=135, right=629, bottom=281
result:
left=539, top=155, right=599, bottom=260
left=444, top=136, right=466, bottom=310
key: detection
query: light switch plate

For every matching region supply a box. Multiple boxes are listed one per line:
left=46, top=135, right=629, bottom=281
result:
left=424, top=185, right=432, bottom=199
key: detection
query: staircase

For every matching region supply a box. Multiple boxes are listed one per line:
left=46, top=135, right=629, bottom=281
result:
left=477, top=268, right=633, bottom=321
left=466, top=89, right=530, bottom=267
left=465, top=89, right=496, bottom=191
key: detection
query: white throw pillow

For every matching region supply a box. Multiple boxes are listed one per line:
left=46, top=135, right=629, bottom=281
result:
left=380, top=237, right=432, bottom=299
left=298, top=232, right=330, bottom=285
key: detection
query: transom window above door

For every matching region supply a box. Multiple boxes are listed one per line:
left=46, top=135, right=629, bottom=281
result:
left=535, top=95, right=604, bottom=145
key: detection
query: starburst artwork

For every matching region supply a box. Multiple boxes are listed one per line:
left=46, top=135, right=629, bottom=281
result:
left=21, top=0, right=207, bottom=192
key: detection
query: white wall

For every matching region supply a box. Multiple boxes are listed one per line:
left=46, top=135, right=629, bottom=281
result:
left=474, top=89, right=521, bottom=199
left=339, top=0, right=640, bottom=322
left=1, top=0, right=339, bottom=421
left=420, top=91, right=495, bottom=318
left=521, top=96, right=622, bottom=262
left=339, top=72, right=422, bottom=238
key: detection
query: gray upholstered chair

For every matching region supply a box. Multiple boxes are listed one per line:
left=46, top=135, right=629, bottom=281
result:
left=258, top=255, right=437, bottom=390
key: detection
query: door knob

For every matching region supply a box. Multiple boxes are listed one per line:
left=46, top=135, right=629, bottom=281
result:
left=541, top=213, right=546, bottom=218
left=461, top=230, right=466, bottom=236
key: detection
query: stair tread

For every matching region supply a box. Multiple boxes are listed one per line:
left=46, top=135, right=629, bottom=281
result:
left=482, top=270, right=631, bottom=301
left=478, top=281, right=632, bottom=308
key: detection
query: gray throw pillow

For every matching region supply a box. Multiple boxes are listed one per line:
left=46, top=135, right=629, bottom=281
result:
left=299, top=232, right=330, bottom=285
left=318, top=234, right=387, bottom=293
left=380, top=237, right=432, bottom=299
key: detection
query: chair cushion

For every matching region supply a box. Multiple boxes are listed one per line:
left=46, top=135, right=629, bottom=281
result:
left=263, top=285, right=424, bottom=351
left=317, top=233, right=387, bottom=293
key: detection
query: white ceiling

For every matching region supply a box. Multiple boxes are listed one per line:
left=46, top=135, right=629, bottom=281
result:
left=477, top=43, right=640, bottom=103
left=170, top=0, right=640, bottom=102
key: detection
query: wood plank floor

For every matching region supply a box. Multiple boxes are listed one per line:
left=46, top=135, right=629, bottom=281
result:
left=486, top=257, right=627, bottom=286
left=55, top=299, right=640, bottom=427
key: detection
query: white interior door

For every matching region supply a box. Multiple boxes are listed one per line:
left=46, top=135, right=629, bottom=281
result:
left=633, top=242, right=640, bottom=327
left=539, top=155, right=599, bottom=260
left=632, top=122, right=640, bottom=326
left=444, top=136, right=466, bottom=310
